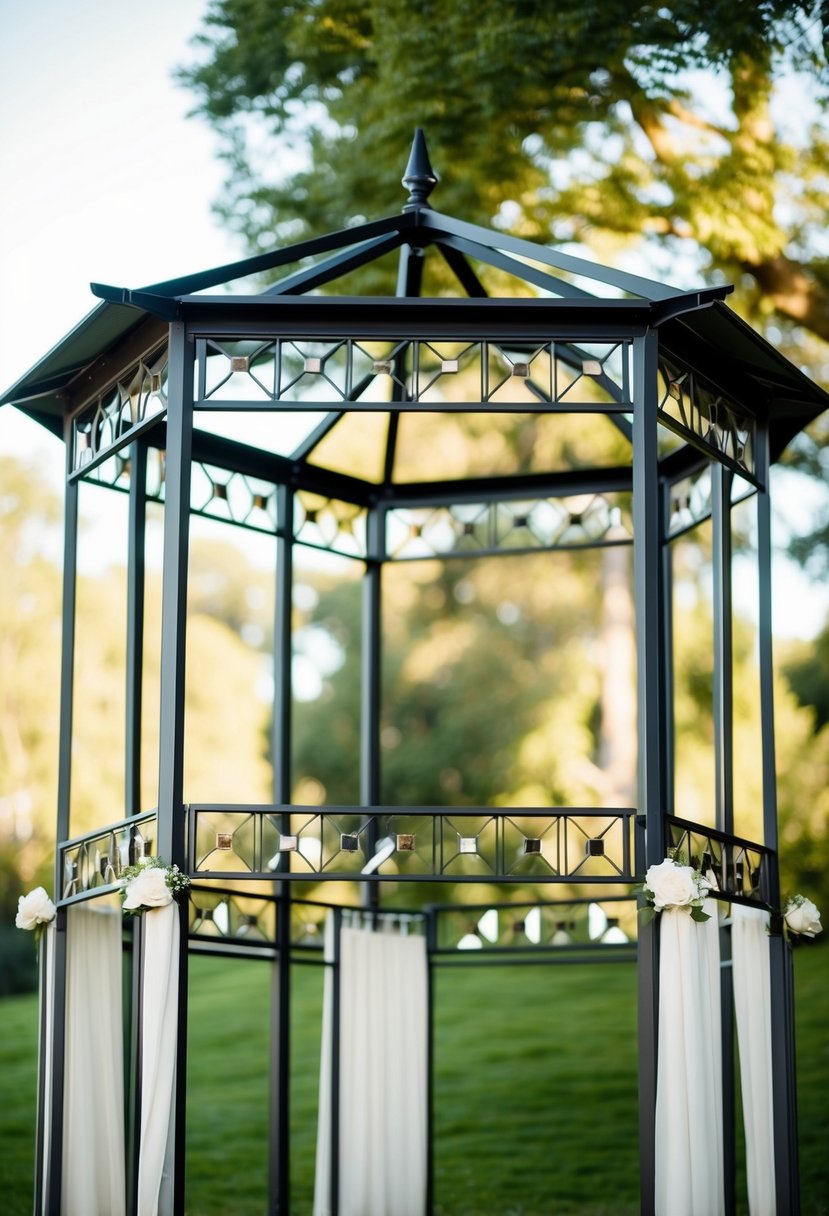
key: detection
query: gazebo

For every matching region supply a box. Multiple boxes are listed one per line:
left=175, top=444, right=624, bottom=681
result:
left=3, top=131, right=827, bottom=1216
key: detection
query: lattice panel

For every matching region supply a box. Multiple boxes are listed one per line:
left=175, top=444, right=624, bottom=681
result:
left=195, top=338, right=632, bottom=408
left=387, top=493, right=632, bottom=559
left=60, top=815, right=157, bottom=900
left=294, top=490, right=367, bottom=556
left=190, top=462, right=279, bottom=531
left=72, top=349, right=168, bottom=472
left=657, top=356, right=757, bottom=480
left=188, top=888, right=277, bottom=944
left=433, top=897, right=638, bottom=951
left=666, top=818, right=771, bottom=903
left=190, top=806, right=636, bottom=883
left=667, top=466, right=712, bottom=536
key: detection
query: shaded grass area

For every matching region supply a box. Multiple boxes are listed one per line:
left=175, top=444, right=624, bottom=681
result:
left=0, top=987, right=40, bottom=1215
left=0, top=945, right=826, bottom=1214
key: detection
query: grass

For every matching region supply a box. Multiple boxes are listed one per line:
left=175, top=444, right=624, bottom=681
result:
left=0, top=946, right=826, bottom=1214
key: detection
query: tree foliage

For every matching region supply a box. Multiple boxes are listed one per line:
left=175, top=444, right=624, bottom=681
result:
left=181, top=0, right=829, bottom=335
left=179, top=0, right=829, bottom=564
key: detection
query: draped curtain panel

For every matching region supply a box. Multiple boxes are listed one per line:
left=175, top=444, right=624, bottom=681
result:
left=38, top=921, right=56, bottom=1215
left=314, top=919, right=429, bottom=1216
left=731, top=904, right=776, bottom=1216
left=654, top=901, right=724, bottom=1216
left=137, top=901, right=180, bottom=1216
left=62, top=905, right=126, bottom=1216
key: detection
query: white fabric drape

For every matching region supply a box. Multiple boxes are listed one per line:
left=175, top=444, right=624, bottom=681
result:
left=654, top=901, right=724, bottom=1216
left=731, top=904, right=775, bottom=1216
left=62, top=905, right=126, bottom=1216
left=39, top=921, right=56, bottom=1214
left=137, top=902, right=180, bottom=1216
left=313, top=918, right=429, bottom=1216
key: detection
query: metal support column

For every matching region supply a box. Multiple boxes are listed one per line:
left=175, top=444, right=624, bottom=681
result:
left=271, top=484, right=294, bottom=1214
left=757, top=435, right=799, bottom=1215
left=125, top=439, right=147, bottom=1216
left=660, top=480, right=675, bottom=819
left=156, top=322, right=194, bottom=1216
left=42, top=427, right=79, bottom=1215
left=712, top=463, right=734, bottom=839
left=712, top=462, right=736, bottom=1212
left=632, top=329, right=667, bottom=1216
left=125, top=440, right=147, bottom=817
left=360, top=506, right=384, bottom=909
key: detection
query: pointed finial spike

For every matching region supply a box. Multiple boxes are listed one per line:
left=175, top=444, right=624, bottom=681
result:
left=402, top=128, right=438, bottom=211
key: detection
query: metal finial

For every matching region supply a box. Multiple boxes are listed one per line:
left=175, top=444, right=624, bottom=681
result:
left=402, top=128, right=438, bottom=211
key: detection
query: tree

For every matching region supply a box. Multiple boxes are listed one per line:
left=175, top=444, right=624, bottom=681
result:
left=180, top=1, right=829, bottom=338
left=180, top=1, right=829, bottom=566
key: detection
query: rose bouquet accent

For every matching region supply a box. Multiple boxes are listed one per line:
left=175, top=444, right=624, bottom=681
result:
left=15, top=886, right=57, bottom=945
left=120, top=857, right=190, bottom=916
left=639, top=854, right=712, bottom=924
left=783, top=895, right=822, bottom=939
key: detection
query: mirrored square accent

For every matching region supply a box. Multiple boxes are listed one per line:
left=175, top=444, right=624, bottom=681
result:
left=523, top=838, right=543, bottom=855
left=279, top=835, right=297, bottom=852
left=586, top=838, right=605, bottom=856
left=373, top=359, right=393, bottom=375
left=459, top=837, right=478, bottom=855
left=304, top=356, right=323, bottom=374
left=396, top=834, right=416, bottom=851
left=441, top=358, right=459, bottom=374
left=230, top=356, right=250, bottom=373
left=511, top=362, right=530, bottom=378
left=582, top=359, right=602, bottom=376
left=340, top=833, right=360, bottom=852
left=216, top=833, right=233, bottom=850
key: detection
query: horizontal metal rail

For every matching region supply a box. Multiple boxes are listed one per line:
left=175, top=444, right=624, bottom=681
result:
left=188, top=804, right=637, bottom=883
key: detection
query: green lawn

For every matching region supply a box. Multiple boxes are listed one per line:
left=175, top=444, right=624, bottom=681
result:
left=0, top=946, right=826, bottom=1214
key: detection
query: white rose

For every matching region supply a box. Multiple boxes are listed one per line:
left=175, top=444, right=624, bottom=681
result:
left=784, top=897, right=822, bottom=938
left=15, top=886, right=56, bottom=930
left=645, top=858, right=700, bottom=910
left=122, top=867, right=172, bottom=911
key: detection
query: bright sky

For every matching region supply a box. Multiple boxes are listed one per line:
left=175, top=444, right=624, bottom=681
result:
left=0, top=0, right=238, bottom=430
left=0, top=0, right=827, bottom=639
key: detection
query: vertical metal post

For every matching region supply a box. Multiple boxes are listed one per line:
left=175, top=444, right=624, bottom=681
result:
left=711, top=462, right=736, bottom=1211
left=126, top=919, right=144, bottom=1216
left=660, top=481, right=675, bottom=818
left=756, top=432, right=799, bottom=1215
left=396, top=241, right=425, bottom=298
left=712, top=463, right=734, bottom=838
left=632, top=329, right=666, bottom=1216
left=360, top=506, right=384, bottom=909
left=271, top=484, right=294, bottom=1215
left=125, top=440, right=147, bottom=817
left=43, top=427, right=79, bottom=1215
left=156, top=322, right=194, bottom=1216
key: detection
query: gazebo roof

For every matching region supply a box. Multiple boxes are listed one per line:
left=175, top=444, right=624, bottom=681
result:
left=3, top=131, right=827, bottom=463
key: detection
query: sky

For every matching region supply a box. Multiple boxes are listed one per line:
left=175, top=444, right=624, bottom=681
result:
left=0, top=0, right=827, bottom=639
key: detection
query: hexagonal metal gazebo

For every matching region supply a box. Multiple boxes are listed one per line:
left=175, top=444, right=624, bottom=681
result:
left=3, top=132, right=827, bottom=1215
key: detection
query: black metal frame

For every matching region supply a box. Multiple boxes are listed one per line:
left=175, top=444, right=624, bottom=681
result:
left=4, top=133, right=824, bottom=1216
